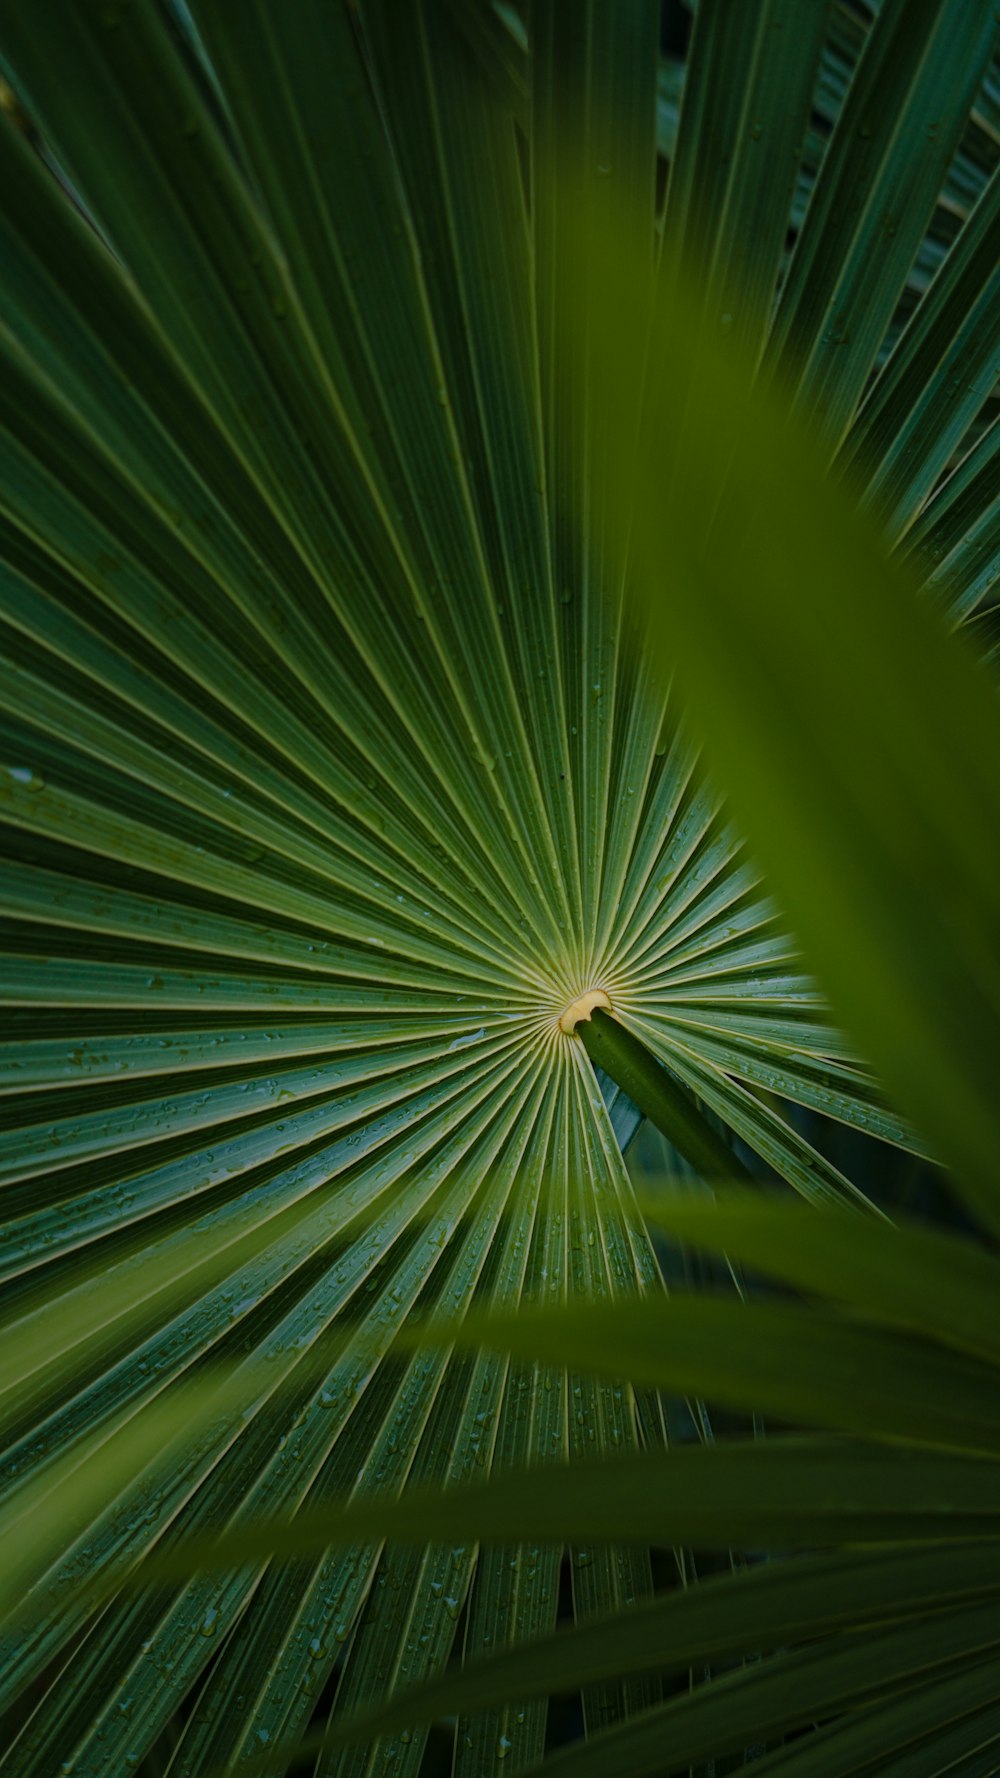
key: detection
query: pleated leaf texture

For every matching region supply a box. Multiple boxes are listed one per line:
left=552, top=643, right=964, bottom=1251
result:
left=1, top=1, right=999, bottom=1774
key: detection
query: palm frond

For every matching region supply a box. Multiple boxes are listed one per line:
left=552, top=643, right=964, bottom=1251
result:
left=1, top=1, right=998, bottom=1774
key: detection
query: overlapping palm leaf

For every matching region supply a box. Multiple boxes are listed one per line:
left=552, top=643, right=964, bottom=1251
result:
left=1, top=1, right=999, bottom=1774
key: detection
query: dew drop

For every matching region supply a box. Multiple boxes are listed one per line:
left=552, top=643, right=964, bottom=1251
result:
left=1, top=765, right=45, bottom=793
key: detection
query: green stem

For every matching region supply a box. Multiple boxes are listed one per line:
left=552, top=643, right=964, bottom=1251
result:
left=579, top=1008, right=752, bottom=1181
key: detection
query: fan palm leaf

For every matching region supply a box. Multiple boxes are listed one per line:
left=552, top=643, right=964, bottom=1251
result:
left=1, top=1, right=998, bottom=1774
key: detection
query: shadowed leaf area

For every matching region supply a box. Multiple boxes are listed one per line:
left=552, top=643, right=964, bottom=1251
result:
left=1, top=2, right=999, bottom=1776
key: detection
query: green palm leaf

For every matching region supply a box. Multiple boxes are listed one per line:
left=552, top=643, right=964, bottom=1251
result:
left=1, top=2, right=998, bottom=1775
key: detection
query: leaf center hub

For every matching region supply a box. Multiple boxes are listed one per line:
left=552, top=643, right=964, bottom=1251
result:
left=558, top=988, right=612, bottom=1035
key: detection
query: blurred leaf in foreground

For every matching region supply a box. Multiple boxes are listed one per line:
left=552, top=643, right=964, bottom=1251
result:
left=565, top=204, right=1000, bottom=1231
